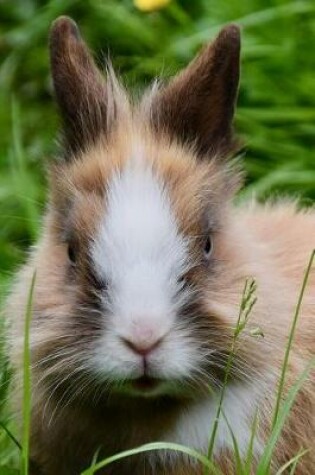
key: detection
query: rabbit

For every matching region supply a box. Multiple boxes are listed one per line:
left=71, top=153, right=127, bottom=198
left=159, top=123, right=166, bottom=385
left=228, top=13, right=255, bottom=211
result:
left=6, top=16, right=315, bottom=475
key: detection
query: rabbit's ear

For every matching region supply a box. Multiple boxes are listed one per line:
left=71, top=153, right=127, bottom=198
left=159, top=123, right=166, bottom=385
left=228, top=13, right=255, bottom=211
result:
left=50, top=17, right=110, bottom=157
left=152, top=25, right=241, bottom=158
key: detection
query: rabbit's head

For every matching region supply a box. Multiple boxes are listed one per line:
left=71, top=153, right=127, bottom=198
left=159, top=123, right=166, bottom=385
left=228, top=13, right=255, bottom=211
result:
left=27, top=17, right=248, bottom=403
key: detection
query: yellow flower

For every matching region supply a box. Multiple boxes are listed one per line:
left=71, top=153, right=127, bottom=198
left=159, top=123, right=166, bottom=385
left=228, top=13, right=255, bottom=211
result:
left=134, top=0, right=171, bottom=12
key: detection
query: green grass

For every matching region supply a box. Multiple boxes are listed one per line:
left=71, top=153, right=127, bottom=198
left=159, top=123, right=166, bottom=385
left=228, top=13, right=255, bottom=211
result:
left=0, top=0, right=315, bottom=473
left=206, top=278, right=258, bottom=465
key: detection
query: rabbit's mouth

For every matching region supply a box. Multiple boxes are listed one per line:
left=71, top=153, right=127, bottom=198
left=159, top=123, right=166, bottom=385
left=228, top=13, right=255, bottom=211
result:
left=112, top=374, right=198, bottom=399
left=112, top=375, right=181, bottom=398
left=131, top=375, right=161, bottom=392
left=120, top=375, right=165, bottom=397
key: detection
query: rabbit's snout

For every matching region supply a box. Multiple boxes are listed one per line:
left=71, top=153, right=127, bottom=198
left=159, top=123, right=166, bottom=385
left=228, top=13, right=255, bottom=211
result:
left=120, top=321, right=167, bottom=357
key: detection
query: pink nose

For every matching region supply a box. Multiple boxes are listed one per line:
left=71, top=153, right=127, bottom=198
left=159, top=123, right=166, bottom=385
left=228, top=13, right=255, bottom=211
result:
left=122, top=336, right=162, bottom=357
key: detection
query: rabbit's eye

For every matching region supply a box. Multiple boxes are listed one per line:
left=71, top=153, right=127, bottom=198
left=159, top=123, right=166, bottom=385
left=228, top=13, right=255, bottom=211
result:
left=68, top=244, right=76, bottom=265
left=204, top=236, right=213, bottom=259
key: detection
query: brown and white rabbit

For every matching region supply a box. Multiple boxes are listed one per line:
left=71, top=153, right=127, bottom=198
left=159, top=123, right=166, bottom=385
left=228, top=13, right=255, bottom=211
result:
left=7, top=16, right=314, bottom=475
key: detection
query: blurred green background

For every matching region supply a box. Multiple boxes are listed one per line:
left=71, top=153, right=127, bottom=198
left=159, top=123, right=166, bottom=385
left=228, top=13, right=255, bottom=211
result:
left=0, top=0, right=315, bottom=467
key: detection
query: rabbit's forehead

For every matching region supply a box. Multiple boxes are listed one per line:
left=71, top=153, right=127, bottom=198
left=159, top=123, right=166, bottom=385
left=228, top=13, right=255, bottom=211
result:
left=56, top=135, right=222, bottom=258
left=59, top=139, right=212, bottom=239
left=91, top=157, right=190, bottom=283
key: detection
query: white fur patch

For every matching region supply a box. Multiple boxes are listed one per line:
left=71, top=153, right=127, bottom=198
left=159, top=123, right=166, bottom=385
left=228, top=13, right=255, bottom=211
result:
left=165, top=382, right=264, bottom=455
left=146, top=381, right=265, bottom=469
left=92, top=156, right=188, bottom=317
left=90, top=156, right=203, bottom=381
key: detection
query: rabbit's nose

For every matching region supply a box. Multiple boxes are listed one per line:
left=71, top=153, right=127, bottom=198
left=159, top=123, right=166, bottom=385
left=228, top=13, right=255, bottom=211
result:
left=120, top=325, right=165, bottom=356
left=122, top=336, right=162, bottom=356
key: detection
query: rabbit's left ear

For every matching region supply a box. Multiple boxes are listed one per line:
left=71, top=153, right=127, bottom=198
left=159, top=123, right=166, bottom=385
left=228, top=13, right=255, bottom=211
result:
left=151, top=25, right=241, bottom=158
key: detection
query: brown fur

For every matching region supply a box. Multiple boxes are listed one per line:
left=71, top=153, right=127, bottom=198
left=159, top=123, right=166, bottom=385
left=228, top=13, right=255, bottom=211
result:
left=150, top=24, right=241, bottom=158
left=7, top=16, right=314, bottom=475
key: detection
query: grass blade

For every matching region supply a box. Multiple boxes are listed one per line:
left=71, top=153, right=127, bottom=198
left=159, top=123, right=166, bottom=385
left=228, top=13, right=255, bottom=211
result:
left=83, top=448, right=101, bottom=475
left=256, top=358, right=315, bottom=474
left=207, top=278, right=257, bottom=465
left=289, top=451, right=304, bottom=475
left=81, top=442, right=223, bottom=475
left=21, top=272, right=36, bottom=475
left=221, top=410, right=244, bottom=475
left=0, top=421, right=22, bottom=451
left=275, top=449, right=308, bottom=474
left=244, top=409, right=259, bottom=474
left=272, top=250, right=315, bottom=429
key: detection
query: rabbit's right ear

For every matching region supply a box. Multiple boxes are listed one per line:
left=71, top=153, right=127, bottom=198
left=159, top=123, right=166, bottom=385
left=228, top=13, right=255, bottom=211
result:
left=151, top=25, right=241, bottom=159
left=49, top=17, right=111, bottom=157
